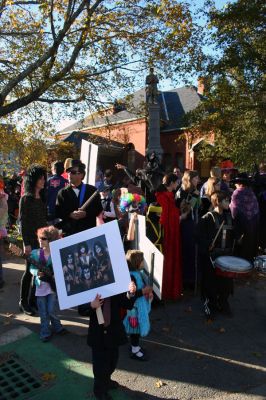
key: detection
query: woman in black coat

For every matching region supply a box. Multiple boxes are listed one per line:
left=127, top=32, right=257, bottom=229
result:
left=19, top=164, right=47, bottom=315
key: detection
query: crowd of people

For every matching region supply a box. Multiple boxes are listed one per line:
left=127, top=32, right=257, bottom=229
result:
left=0, top=157, right=266, bottom=400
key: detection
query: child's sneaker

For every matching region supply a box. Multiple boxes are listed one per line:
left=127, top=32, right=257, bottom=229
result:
left=56, top=328, right=68, bottom=335
left=107, top=380, right=120, bottom=390
left=41, top=335, right=51, bottom=343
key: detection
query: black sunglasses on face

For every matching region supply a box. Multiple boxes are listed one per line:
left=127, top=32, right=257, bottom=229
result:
left=68, top=170, right=82, bottom=175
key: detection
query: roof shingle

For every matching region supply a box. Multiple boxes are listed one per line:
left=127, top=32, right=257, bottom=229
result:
left=59, top=86, right=201, bottom=134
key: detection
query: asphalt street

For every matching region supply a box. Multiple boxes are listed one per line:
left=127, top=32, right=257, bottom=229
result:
left=1, top=253, right=266, bottom=400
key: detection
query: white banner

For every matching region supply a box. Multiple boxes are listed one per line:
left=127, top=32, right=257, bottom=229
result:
left=136, top=215, right=163, bottom=299
left=80, top=139, right=98, bottom=185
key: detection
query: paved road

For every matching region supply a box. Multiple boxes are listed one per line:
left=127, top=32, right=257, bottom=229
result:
left=1, top=254, right=266, bottom=400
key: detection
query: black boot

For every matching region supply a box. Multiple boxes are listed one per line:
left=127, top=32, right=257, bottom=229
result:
left=19, top=301, right=35, bottom=316
left=219, top=297, right=233, bottom=317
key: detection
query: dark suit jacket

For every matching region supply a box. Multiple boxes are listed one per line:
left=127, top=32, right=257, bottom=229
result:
left=55, top=184, right=103, bottom=235
left=85, top=293, right=135, bottom=349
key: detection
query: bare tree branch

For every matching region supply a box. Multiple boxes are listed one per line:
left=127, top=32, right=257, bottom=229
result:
left=38, top=95, right=85, bottom=104
left=0, top=59, right=12, bottom=65
left=0, top=0, right=95, bottom=104
left=0, top=31, right=48, bottom=35
left=13, top=1, right=40, bottom=4
left=0, top=0, right=202, bottom=119
left=0, top=0, right=6, bottom=19
left=50, top=0, right=56, bottom=41
left=0, top=0, right=106, bottom=116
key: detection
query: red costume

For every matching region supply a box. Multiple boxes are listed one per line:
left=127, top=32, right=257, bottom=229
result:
left=156, top=190, right=182, bottom=300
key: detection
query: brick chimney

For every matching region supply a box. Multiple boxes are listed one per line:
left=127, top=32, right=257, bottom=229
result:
left=197, top=77, right=205, bottom=96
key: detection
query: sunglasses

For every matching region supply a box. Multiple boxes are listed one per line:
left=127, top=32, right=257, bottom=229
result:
left=39, top=237, right=48, bottom=241
left=68, top=170, right=82, bottom=175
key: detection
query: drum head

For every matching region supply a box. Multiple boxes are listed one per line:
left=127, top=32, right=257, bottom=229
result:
left=215, top=256, right=252, bottom=273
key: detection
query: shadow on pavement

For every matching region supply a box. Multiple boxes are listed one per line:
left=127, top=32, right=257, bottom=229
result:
left=1, top=259, right=266, bottom=399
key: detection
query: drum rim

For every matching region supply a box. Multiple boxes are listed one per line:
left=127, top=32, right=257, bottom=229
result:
left=215, top=256, right=251, bottom=268
left=216, top=267, right=252, bottom=274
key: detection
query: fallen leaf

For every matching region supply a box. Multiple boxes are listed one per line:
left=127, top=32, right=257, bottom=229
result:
left=205, top=319, right=213, bottom=325
left=218, top=327, right=226, bottom=333
left=5, top=313, right=15, bottom=318
left=162, top=326, right=170, bottom=332
left=155, top=380, right=163, bottom=388
left=41, top=372, right=56, bottom=381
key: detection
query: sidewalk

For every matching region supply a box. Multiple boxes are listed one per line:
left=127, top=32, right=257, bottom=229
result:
left=1, top=255, right=266, bottom=399
left=0, top=327, right=95, bottom=400
left=0, top=256, right=131, bottom=400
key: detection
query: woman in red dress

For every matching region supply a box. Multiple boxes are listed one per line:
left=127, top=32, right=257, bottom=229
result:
left=156, top=174, right=182, bottom=300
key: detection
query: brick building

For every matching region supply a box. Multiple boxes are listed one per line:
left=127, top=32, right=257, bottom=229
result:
left=59, top=80, right=213, bottom=177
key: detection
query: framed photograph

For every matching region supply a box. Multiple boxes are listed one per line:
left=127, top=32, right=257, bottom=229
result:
left=50, top=220, right=131, bottom=310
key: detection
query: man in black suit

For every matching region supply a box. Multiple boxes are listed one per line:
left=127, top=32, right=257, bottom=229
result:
left=55, top=159, right=103, bottom=236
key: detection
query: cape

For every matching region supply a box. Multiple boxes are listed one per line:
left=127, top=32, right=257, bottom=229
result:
left=156, top=190, right=182, bottom=300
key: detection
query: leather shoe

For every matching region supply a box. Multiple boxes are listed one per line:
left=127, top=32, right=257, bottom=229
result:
left=41, top=335, right=52, bottom=343
left=94, top=393, right=113, bottom=400
left=108, top=380, right=119, bottom=390
left=19, top=302, right=35, bottom=316
left=56, top=328, right=68, bottom=335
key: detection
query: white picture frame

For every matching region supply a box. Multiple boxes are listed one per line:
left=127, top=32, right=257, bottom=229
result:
left=50, top=221, right=131, bottom=310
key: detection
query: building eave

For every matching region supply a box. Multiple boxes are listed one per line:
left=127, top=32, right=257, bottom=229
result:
left=59, top=115, right=146, bottom=136
left=161, top=126, right=188, bottom=133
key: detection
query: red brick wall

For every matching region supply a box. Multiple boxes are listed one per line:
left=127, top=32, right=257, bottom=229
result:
left=160, top=132, right=186, bottom=170
left=81, top=121, right=213, bottom=173
left=83, top=118, right=147, bottom=168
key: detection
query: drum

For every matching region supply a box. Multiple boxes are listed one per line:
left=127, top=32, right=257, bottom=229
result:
left=214, top=256, right=252, bottom=278
left=254, top=255, right=266, bottom=274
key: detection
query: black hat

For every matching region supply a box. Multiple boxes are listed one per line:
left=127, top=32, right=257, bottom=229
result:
left=66, top=159, right=86, bottom=173
left=230, top=172, right=252, bottom=185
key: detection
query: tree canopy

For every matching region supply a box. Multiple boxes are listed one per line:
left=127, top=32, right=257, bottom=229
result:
left=0, top=123, right=78, bottom=173
left=0, top=0, right=202, bottom=119
left=185, top=0, right=266, bottom=170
